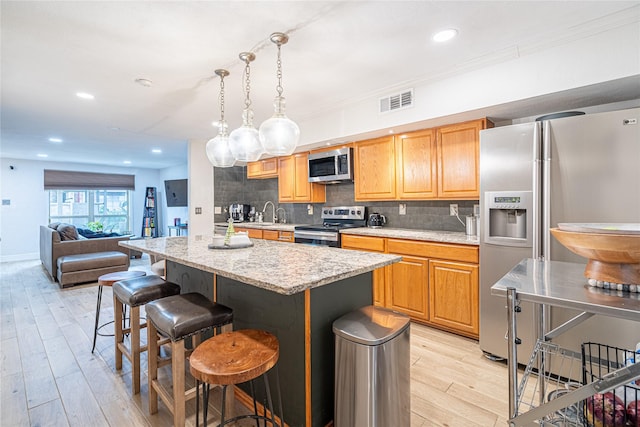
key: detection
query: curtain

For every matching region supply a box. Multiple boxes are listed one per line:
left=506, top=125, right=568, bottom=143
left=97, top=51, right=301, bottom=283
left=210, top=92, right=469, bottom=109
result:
left=44, top=169, right=135, bottom=190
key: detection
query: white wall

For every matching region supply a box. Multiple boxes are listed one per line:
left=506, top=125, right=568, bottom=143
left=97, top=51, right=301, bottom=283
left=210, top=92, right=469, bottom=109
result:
left=0, top=158, right=165, bottom=262
left=297, top=21, right=640, bottom=146
left=187, top=139, right=214, bottom=237
left=157, top=164, right=189, bottom=236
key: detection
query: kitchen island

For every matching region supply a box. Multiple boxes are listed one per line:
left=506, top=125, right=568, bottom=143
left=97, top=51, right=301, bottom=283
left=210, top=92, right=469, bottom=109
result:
left=120, top=236, right=401, bottom=427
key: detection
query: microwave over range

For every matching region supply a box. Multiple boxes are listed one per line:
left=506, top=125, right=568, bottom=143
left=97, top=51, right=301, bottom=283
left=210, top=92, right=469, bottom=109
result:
left=308, top=147, right=353, bottom=184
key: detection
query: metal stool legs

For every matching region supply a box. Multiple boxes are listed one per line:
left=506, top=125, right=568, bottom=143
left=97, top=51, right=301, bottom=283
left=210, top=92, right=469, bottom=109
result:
left=195, top=365, right=284, bottom=427
left=92, top=284, right=127, bottom=353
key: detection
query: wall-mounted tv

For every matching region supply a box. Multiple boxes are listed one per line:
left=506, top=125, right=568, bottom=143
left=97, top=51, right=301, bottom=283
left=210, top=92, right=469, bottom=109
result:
left=164, top=179, right=188, bottom=207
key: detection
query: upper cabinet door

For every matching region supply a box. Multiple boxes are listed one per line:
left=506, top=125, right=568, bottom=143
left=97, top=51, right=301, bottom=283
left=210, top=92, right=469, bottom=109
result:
left=354, top=136, right=396, bottom=201
left=247, top=158, right=278, bottom=179
left=395, top=129, right=437, bottom=199
left=436, top=119, right=489, bottom=199
left=278, top=153, right=326, bottom=203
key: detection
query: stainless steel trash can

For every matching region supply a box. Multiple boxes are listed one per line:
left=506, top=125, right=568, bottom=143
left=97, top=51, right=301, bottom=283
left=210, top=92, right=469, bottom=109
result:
left=333, top=305, right=410, bottom=427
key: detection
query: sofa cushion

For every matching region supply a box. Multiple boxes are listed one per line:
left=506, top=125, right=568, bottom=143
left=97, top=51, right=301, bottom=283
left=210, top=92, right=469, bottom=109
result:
left=57, top=224, right=79, bottom=241
left=57, top=251, right=129, bottom=273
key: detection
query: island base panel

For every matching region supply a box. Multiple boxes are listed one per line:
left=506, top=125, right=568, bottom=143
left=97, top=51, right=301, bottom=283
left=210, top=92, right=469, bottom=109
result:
left=168, top=262, right=374, bottom=427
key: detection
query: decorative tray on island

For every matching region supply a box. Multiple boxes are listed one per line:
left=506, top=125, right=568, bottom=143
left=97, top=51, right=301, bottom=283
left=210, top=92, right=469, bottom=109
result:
left=208, top=233, right=253, bottom=249
left=208, top=242, right=254, bottom=250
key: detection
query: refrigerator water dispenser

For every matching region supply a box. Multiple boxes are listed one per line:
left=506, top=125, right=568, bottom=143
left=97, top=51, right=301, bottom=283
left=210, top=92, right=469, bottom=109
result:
left=484, top=191, right=533, bottom=247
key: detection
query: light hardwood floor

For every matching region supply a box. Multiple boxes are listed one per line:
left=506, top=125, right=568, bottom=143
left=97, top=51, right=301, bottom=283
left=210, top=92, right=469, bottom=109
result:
left=1, top=257, right=511, bottom=427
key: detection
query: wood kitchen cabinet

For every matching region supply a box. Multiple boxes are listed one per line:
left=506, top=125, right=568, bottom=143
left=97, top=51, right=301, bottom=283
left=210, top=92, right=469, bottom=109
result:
left=247, top=158, right=278, bottom=179
left=395, top=129, right=437, bottom=199
left=263, top=229, right=294, bottom=243
left=278, top=153, right=326, bottom=203
left=341, top=234, right=386, bottom=306
left=354, top=119, right=491, bottom=201
left=234, top=227, right=263, bottom=239
left=354, top=136, right=396, bottom=200
left=436, top=119, right=492, bottom=199
left=386, top=254, right=429, bottom=320
left=428, top=259, right=479, bottom=337
left=346, top=234, right=479, bottom=338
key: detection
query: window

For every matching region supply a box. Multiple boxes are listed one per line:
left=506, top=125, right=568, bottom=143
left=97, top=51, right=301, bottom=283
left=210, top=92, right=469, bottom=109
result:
left=49, top=189, right=131, bottom=234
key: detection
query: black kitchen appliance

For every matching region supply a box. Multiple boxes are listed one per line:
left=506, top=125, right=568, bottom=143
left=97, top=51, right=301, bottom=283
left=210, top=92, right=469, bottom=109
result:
left=294, top=206, right=366, bottom=247
left=368, top=213, right=386, bottom=228
left=229, top=204, right=250, bottom=222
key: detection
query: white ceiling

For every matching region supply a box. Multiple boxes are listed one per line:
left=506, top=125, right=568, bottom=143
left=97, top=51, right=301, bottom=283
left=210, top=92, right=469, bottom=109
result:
left=2, top=1, right=639, bottom=169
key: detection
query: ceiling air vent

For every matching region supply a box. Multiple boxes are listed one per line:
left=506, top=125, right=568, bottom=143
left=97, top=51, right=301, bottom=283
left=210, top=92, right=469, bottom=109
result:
left=379, top=89, right=414, bottom=114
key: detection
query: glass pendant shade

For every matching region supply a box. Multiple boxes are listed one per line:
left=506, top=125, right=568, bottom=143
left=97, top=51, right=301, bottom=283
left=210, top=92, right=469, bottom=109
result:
left=229, top=52, right=264, bottom=162
left=259, top=32, right=299, bottom=156
left=229, top=109, right=263, bottom=162
left=206, top=122, right=235, bottom=167
left=259, top=95, right=299, bottom=156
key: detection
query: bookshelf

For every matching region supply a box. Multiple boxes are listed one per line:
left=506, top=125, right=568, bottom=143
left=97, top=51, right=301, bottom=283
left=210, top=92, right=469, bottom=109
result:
left=141, top=187, right=158, bottom=237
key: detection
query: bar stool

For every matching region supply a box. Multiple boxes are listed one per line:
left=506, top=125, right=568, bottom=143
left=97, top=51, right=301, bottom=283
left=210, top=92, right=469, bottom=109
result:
left=146, top=293, right=233, bottom=427
left=189, top=329, right=283, bottom=427
left=92, top=270, right=146, bottom=353
left=112, top=275, right=181, bottom=394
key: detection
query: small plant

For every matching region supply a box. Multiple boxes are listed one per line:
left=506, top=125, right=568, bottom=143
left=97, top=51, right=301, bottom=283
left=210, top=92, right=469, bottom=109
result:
left=87, top=221, right=104, bottom=232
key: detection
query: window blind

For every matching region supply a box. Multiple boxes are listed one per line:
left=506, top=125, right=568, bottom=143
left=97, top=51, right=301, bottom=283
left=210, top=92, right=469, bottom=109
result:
left=44, top=169, right=135, bottom=190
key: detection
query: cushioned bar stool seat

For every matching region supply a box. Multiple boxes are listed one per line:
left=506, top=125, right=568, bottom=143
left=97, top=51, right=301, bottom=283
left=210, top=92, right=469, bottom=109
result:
left=112, top=275, right=180, bottom=395
left=146, top=293, right=233, bottom=427
left=189, top=329, right=283, bottom=427
left=92, top=270, right=146, bottom=353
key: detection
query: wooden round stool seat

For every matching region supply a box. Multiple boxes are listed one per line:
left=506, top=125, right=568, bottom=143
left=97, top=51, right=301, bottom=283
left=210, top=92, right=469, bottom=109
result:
left=189, top=329, right=283, bottom=427
left=92, top=270, right=146, bottom=353
left=99, top=270, right=146, bottom=286
left=190, top=329, right=279, bottom=385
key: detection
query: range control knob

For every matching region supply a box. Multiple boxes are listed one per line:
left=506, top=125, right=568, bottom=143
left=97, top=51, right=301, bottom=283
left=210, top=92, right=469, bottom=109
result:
left=350, top=210, right=355, bottom=215
left=329, top=210, right=333, bottom=215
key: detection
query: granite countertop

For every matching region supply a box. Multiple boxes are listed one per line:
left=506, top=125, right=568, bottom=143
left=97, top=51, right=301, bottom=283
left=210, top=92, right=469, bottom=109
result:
left=120, top=237, right=400, bottom=295
left=340, top=227, right=479, bottom=246
left=214, top=222, right=300, bottom=232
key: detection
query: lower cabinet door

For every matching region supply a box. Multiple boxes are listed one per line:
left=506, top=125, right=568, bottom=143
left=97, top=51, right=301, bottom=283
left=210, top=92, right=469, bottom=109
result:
left=386, top=255, right=428, bottom=321
left=428, top=260, right=479, bottom=337
left=373, top=267, right=386, bottom=307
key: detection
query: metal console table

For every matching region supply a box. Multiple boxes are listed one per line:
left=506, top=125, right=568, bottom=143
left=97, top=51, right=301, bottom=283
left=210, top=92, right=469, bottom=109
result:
left=491, top=258, right=640, bottom=427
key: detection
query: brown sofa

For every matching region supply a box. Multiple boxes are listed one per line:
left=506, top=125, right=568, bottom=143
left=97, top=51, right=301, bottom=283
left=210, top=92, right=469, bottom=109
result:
left=40, top=225, right=131, bottom=287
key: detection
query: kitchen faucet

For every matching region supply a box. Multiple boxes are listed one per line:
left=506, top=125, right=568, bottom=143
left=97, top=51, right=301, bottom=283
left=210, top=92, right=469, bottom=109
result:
left=275, top=207, right=287, bottom=224
left=262, top=201, right=276, bottom=224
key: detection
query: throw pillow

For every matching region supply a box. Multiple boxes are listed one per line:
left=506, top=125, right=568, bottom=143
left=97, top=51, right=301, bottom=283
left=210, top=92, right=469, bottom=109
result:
left=57, top=224, right=79, bottom=241
left=48, top=222, right=61, bottom=230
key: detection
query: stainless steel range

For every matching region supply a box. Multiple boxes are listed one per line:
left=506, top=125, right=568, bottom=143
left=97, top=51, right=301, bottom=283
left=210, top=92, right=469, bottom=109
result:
left=294, top=206, right=366, bottom=247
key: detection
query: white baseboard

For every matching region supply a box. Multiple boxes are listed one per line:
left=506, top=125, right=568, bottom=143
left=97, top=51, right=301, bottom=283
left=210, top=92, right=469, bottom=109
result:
left=0, top=252, right=39, bottom=263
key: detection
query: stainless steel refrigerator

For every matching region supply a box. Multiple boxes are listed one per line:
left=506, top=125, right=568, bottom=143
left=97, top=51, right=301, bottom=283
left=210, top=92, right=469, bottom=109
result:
left=479, top=107, right=640, bottom=364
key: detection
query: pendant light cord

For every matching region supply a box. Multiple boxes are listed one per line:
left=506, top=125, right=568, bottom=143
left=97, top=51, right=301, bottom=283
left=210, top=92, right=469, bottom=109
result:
left=276, top=43, right=283, bottom=97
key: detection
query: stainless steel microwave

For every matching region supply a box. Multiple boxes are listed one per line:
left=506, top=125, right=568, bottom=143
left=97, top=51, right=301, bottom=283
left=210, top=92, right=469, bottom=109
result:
left=308, top=147, right=353, bottom=184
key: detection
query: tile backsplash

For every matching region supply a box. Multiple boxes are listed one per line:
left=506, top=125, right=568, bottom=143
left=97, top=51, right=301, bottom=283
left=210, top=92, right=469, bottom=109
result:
left=214, top=165, right=477, bottom=232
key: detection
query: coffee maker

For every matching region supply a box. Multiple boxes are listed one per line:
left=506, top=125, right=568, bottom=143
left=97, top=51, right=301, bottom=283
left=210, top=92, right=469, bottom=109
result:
left=229, top=204, right=250, bottom=222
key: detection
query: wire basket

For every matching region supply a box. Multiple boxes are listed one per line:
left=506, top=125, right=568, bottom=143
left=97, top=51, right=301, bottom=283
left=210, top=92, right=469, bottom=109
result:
left=582, top=342, right=640, bottom=427
left=517, top=340, right=585, bottom=426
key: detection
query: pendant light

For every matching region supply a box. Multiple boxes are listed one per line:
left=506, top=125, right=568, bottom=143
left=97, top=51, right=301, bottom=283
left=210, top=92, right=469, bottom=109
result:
left=229, top=52, right=264, bottom=162
left=205, top=69, right=235, bottom=168
left=259, top=32, right=300, bottom=156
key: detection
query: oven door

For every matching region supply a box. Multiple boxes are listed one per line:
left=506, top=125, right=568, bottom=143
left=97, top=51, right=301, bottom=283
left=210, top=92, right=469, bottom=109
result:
left=293, top=230, right=339, bottom=247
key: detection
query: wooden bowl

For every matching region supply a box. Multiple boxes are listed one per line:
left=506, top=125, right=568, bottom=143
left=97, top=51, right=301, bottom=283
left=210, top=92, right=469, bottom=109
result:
left=550, top=228, right=640, bottom=285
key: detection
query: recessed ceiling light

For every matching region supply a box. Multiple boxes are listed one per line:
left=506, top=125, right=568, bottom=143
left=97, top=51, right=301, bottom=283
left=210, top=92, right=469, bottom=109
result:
left=152, top=149, right=162, bottom=154
left=123, top=160, right=132, bottom=165
left=37, top=153, right=48, bottom=158
left=432, top=29, right=458, bottom=43
left=48, top=137, right=63, bottom=143
left=76, top=92, right=95, bottom=100
left=135, top=78, right=153, bottom=87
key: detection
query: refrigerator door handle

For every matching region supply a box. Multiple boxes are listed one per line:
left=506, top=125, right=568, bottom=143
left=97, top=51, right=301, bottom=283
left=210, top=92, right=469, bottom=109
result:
left=541, top=120, right=552, bottom=260
left=532, top=121, right=543, bottom=259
